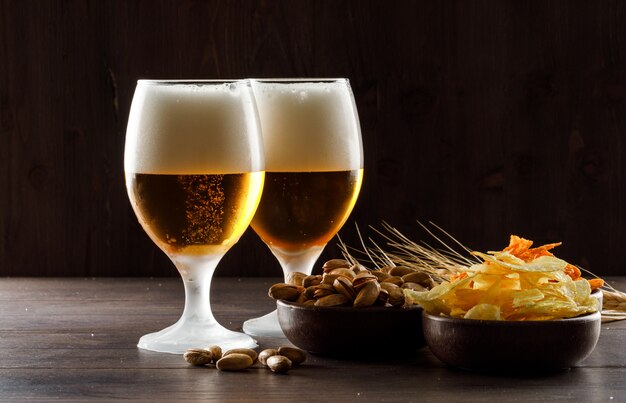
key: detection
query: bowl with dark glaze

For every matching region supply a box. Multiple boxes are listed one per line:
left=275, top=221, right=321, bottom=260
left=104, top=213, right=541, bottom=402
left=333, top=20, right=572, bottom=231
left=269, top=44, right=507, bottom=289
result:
left=276, top=299, right=426, bottom=357
left=422, top=305, right=601, bottom=371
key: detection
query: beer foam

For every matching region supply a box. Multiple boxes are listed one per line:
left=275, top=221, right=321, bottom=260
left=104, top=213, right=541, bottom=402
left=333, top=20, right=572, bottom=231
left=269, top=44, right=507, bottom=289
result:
left=125, top=81, right=264, bottom=174
left=252, top=80, right=363, bottom=172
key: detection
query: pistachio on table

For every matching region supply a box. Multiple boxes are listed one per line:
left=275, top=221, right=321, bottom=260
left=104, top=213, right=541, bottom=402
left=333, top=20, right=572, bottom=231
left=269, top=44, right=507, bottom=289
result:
left=184, top=345, right=307, bottom=375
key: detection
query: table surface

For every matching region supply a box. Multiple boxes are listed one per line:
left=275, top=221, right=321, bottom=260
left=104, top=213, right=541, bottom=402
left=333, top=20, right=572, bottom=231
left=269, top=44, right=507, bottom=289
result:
left=0, top=276, right=624, bottom=401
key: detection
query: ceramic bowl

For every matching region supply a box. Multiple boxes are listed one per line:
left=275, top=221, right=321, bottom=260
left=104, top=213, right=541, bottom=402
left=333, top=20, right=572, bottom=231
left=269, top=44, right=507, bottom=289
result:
left=276, top=300, right=426, bottom=357
left=422, top=304, right=602, bottom=371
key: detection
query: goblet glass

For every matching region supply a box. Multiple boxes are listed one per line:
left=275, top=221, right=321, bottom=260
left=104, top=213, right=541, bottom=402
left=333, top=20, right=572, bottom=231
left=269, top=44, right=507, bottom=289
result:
left=125, top=80, right=264, bottom=353
left=243, top=78, right=364, bottom=337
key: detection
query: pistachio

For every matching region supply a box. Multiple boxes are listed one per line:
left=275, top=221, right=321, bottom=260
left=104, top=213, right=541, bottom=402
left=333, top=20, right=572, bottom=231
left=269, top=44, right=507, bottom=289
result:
left=303, top=299, right=316, bottom=307
left=371, top=270, right=391, bottom=282
left=352, top=272, right=377, bottom=289
left=350, top=263, right=370, bottom=274
left=303, top=275, right=323, bottom=288
left=401, top=271, right=430, bottom=285
left=183, top=348, right=212, bottom=366
left=315, top=293, right=349, bottom=307
left=268, top=283, right=303, bottom=301
left=277, top=347, right=307, bottom=366
left=381, top=276, right=404, bottom=286
left=322, top=258, right=351, bottom=272
left=208, top=345, right=222, bottom=363
left=266, top=355, right=292, bottom=373
left=224, top=348, right=258, bottom=364
left=388, top=287, right=405, bottom=307
left=304, top=285, right=317, bottom=299
left=286, top=272, right=307, bottom=286
left=313, top=284, right=336, bottom=299
left=354, top=280, right=381, bottom=307
left=328, top=267, right=356, bottom=280
left=379, top=265, right=395, bottom=274
left=333, top=276, right=357, bottom=301
left=258, top=348, right=279, bottom=366
left=389, top=266, right=416, bottom=276
left=295, top=292, right=309, bottom=304
left=216, top=353, right=253, bottom=371
left=321, top=273, right=340, bottom=285
left=380, top=282, right=400, bottom=293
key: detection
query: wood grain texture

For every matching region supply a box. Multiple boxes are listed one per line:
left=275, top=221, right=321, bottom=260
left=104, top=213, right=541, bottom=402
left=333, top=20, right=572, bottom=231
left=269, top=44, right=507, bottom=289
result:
left=1, top=1, right=626, bottom=276
left=0, top=277, right=624, bottom=400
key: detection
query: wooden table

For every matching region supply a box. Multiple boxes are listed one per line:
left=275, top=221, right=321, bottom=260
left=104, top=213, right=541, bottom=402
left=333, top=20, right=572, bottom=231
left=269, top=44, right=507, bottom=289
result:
left=1, top=277, right=624, bottom=401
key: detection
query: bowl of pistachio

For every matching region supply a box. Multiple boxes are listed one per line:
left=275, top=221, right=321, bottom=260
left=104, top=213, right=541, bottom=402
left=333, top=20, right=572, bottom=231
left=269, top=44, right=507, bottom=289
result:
left=269, top=259, right=440, bottom=357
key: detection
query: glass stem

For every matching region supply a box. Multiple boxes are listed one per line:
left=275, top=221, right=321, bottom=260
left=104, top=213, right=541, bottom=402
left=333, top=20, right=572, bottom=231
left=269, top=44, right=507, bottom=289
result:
left=173, top=255, right=222, bottom=325
left=271, top=245, right=325, bottom=279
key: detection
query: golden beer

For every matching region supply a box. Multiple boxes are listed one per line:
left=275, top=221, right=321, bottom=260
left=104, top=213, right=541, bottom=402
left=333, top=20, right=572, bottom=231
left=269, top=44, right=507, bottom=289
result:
left=127, top=172, right=264, bottom=256
left=251, top=170, right=363, bottom=252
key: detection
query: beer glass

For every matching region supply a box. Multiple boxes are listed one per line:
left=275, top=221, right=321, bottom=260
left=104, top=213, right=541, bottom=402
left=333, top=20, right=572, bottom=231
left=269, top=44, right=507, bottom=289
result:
left=243, top=78, right=364, bottom=337
left=125, top=80, right=264, bottom=353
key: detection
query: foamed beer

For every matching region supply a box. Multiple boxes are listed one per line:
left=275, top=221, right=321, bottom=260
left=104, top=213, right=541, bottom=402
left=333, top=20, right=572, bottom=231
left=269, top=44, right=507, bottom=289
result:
left=250, top=80, right=363, bottom=254
left=125, top=81, right=265, bottom=257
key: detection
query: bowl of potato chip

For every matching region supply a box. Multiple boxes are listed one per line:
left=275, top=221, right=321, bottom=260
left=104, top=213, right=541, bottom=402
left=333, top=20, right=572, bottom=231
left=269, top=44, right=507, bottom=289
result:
left=405, top=236, right=604, bottom=370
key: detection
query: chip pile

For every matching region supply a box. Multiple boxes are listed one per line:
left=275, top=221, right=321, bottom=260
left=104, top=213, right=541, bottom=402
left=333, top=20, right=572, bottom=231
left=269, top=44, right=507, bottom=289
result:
left=404, top=236, right=603, bottom=321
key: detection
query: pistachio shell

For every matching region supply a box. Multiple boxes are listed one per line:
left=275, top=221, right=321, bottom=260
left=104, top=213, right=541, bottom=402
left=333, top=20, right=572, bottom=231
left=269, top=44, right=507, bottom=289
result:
left=380, top=282, right=400, bottom=293
left=315, top=293, right=349, bottom=307
left=371, top=270, right=391, bottom=282
left=321, top=273, right=340, bottom=285
left=224, top=348, right=258, bottom=364
left=322, top=259, right=351, bottom=272
left=258, top=349, right=279, bottom=366
left=389, top=266, right=416, bottom=276
left=266, top=355, right=292, bottom=373
left=401, top=271, right=431, bottom=285
left=208, top=345, right=222, bottom=363
left=268, top=283, right=303, bottom=301
left=354, top=281, right=380, bottom=307
left=216, top=353, right=253, bottom=371
left=328, top=267, right=356, bottom=279
left=381, top=276, right=404, bottom=286
left=313, top=284, right=336, bottom=299
left=286, top=272, right=308, bottom=286
left=277, top=347, right=307, bottom=366
left=303, top=275, right=323, bottom=287
left=183, top=348, right=212, bottom=366
left=333, top=276, right=357, bottom=301
left=352, top=272, right=377, bottom=289
left=388, top=287, right=405, bottom=306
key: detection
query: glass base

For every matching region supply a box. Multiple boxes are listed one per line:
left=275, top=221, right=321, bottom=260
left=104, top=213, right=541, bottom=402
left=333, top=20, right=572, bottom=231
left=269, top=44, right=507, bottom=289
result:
left=242, top=310, right=284, bottom=338
left=138, top=320, right=258, bottom=354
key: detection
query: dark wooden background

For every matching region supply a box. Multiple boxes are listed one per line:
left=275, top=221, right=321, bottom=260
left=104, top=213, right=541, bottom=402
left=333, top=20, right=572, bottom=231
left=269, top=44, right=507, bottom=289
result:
left=1, top=0, right=626, bottom=277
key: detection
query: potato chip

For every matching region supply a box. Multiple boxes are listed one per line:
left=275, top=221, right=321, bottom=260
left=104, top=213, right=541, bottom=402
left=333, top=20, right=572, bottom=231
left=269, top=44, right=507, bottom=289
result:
left=404, top=236, right=601, bottom=320
left=464, top=304, right=501, bottom=320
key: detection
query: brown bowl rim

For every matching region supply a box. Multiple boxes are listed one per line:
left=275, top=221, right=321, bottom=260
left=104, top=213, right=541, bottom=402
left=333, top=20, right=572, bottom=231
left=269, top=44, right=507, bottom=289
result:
left=423, top=309, right=601, bottom=326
